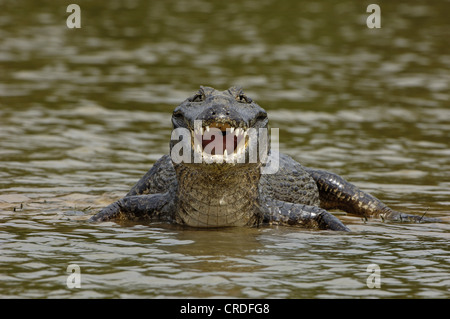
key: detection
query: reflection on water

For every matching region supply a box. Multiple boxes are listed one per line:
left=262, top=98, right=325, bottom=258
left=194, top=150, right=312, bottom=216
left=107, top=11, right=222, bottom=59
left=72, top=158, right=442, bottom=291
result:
left=0, top=0, right=449, bottom=298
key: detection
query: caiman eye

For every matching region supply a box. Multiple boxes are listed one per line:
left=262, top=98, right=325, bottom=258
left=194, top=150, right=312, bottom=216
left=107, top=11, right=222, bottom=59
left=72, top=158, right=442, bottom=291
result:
left=191, top=93, right=204, bottom=102
left=238, top=93, right=252, bottom=103
left=189, top=88, right=205, bottom=102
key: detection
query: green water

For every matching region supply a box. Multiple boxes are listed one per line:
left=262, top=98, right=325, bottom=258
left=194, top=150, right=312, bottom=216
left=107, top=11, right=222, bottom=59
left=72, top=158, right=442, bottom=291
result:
left=0, top=0, right=449, bottom=298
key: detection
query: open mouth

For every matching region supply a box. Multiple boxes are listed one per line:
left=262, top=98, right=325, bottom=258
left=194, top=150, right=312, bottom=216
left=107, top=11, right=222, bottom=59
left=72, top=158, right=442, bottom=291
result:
left=192, top=121, right=248, bottom=162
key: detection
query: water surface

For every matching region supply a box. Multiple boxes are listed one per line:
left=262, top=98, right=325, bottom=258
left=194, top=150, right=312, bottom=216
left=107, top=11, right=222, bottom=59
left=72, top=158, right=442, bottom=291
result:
left=0, top=0, right=449, bottom=298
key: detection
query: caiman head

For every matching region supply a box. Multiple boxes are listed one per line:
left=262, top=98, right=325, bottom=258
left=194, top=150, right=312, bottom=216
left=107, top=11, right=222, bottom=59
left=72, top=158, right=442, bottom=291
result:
left=169, top=86, right=269, bottom=227
left=170, top=86, right=269, bottom=167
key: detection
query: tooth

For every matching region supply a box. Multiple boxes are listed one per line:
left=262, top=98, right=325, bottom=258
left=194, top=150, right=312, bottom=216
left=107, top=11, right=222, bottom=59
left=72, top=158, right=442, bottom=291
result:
left=224, top=149, right=228, bottom=157
left=237, top=137, right=246, bottom=154
left=206, top=126, right=210, bottom=132
left=230, top=127, right=235, bottom=134
left=235, top=128, right=241, bottom=136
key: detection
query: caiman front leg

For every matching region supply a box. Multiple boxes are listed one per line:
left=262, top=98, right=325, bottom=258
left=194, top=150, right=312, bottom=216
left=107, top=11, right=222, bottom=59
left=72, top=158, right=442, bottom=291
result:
left=305, top=168, right=440, bottom=223
left=89, top=193, right=175, bottom=223
left=260, top=198, right=350, bottom=231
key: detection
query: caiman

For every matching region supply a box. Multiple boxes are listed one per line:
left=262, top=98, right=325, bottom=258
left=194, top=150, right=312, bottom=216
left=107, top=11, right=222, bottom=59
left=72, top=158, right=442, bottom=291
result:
left=90, top=86, right=439, bottom=231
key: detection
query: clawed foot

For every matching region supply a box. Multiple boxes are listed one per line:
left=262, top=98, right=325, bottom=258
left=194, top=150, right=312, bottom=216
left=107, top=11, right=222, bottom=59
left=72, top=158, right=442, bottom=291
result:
left=317, top=211, right=351, bottom=232
left=89, top=201, right=122, bottom=222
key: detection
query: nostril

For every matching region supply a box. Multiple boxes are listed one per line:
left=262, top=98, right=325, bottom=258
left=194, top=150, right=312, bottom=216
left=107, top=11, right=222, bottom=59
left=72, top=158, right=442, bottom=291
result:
left=226, top=111, right=230, bottom=116
left=211, top=111, right=216, bottom=115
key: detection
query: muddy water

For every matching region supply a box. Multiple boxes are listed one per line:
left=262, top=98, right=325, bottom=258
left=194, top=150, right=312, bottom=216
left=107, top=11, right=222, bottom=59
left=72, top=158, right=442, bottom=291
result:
left=0, top=0, right=449, bottom=298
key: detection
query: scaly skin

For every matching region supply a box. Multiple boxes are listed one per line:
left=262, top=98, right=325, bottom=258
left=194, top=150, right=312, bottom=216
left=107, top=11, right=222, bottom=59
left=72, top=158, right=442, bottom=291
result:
left=90, top=86, right=440, bottom=230
left=304, top=168, right=439, bottom=223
